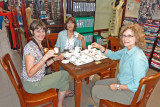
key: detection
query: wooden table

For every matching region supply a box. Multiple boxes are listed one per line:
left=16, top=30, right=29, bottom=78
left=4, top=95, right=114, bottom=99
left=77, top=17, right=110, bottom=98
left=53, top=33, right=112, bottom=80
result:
left=58, top=58, right=119, bottom=107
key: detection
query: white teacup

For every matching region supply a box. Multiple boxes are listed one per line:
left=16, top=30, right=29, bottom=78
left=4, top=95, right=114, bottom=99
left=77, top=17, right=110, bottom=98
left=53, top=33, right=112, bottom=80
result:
left=88, top=45, right=92, bottom=50
left=65, top=52, right=71, bottom=58
left=74, top=32, right=79, bottom=38
left=54, top=48, right=59, bottom=53
left=91, top=48, right=96, bottom=52
left=75, top=46, right=82, bottom=52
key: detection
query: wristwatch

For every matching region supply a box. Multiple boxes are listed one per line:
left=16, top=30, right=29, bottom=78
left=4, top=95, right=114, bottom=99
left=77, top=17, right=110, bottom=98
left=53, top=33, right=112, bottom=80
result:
left=117, top=84, right=120, bottom=90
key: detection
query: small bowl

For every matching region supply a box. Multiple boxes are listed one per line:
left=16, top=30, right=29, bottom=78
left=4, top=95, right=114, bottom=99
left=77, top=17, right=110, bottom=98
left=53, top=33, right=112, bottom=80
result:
left=61, top=60, right=69, bottom=64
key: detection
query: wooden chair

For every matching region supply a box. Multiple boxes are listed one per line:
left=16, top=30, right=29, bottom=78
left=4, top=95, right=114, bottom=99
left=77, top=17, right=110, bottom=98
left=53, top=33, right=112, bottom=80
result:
left=107, top=36, right=121, bottom=51
left=46, top=33, right=59, bottom=49
left=46, top=33, right=59, bottom=71
left=0, top=53, right=57, bottom=107
left=99, top=72, right=160, bottom=107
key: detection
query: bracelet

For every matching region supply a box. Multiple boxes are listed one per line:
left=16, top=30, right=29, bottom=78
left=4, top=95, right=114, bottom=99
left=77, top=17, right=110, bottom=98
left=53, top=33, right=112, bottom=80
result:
left=102, top=47, right=106, bottom=53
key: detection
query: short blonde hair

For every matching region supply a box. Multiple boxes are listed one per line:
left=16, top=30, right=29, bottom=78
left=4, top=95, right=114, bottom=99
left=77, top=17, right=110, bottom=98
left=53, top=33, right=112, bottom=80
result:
left=119, top=23, right=146, bottom=49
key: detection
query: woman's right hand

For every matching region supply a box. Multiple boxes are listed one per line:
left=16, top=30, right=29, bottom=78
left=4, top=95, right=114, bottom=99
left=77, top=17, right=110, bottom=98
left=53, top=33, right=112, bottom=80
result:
left=91, top=42, right=101, bottom=49
left=44, top=50, right=56, bottom=60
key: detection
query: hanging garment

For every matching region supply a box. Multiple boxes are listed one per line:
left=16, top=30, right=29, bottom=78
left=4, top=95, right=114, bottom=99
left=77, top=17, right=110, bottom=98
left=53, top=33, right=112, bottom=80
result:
left=158, top=0, right=160, bottom=9
left=138, top=0, right=157, bottom=23
left=0, top=1, right=4, bottom=9
left=3, top=1, right=8, bottom=11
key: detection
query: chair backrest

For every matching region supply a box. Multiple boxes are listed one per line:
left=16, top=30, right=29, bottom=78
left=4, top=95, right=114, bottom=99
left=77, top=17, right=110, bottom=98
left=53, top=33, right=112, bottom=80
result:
left=0, top=53, right=25, bottom=106
left=46, top=33, right=59, bottom=49
left=131, top=72, right=160, bottom=107
left=107, top=37, right=121, bottom=51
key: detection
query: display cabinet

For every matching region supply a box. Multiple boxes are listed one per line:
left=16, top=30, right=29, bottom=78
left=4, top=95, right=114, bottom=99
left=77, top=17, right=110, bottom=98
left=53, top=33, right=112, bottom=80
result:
left=72, top=0, right=95, bottom=17
left=67, top=0, right=96, bottom=47
left=25, top=0, right=64, bottom=33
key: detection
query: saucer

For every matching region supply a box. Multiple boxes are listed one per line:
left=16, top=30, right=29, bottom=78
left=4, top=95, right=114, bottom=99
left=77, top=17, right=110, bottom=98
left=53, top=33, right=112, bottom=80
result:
left=61, top=60, right=69, bottom=64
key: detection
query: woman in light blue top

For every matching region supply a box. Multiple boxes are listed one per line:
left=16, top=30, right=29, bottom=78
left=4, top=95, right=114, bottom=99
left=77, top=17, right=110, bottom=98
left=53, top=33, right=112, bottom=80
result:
left=55, top=17, right=86, bottom=55
left=91, top=23, right=149, bottom=106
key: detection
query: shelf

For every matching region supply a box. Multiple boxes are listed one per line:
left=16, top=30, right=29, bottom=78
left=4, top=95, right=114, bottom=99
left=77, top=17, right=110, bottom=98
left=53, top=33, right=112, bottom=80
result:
left=72, top=1, right=95, bottom=17
left=146, top=41, right=155, bottom=44
left=154, top=50, right=160, bottom=54
left=150, top=65, right=160, bottom=71
left=46, top=25, right=64, bottom=28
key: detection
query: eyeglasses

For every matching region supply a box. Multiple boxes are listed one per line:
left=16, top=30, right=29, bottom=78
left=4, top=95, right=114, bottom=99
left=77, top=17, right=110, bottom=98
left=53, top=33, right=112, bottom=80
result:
left=121, top=34, right=134, bottom=39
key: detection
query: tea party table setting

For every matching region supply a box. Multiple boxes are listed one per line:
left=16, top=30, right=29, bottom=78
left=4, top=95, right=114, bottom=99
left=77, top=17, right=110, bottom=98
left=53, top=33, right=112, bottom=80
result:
left=58, top=51, right=119, bottom=107
left=62, top=45, right=107, bottom=66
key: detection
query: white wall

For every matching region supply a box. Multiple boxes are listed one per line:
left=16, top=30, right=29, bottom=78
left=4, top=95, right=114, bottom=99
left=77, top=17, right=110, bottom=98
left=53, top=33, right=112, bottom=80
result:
left=94, top=0, right=160, bottom=30
left=94, top=0, right=114, bottom=30
left=125, top=0, right=140, bottom=18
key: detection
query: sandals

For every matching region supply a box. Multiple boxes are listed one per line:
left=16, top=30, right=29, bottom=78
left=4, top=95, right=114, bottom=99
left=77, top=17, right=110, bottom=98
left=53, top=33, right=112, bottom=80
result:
left=65, top=90, right=74, bottom=98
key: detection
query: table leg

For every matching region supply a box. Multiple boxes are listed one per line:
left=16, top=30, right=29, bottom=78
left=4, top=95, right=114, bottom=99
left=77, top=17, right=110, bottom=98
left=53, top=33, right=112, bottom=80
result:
left=75, top=79, right=82, bottom=107
left=110, top=66, right=116, bottom=78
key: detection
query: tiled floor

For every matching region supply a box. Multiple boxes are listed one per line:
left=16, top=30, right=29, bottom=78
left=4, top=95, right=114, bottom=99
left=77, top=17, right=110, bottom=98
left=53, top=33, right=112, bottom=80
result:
left=0, top=22, right=160, bottom=107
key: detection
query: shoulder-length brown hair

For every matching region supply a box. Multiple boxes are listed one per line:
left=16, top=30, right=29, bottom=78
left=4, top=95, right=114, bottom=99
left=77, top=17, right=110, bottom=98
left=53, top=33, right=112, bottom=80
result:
left=119, top=23, right=146, bottom=49
left=64, top=17, right=77, bottom=31
left=30, top=20, right=47, bottom=34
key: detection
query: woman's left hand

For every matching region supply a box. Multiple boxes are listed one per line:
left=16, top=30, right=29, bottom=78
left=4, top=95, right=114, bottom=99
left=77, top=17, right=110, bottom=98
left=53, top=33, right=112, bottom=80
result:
left=77, top=34, right=84, bottom=40
left=54, top=54, right=64, bottom=60
left=109, top=83, right=118, bottom=91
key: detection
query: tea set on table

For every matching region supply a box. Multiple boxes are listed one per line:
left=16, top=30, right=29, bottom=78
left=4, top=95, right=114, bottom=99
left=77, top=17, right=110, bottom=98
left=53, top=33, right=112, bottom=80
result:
left=62, top=45, right=107, bottom=65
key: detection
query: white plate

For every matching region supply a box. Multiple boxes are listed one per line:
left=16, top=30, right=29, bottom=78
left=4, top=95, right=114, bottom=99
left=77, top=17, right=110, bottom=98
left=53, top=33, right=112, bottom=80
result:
left=61, top=60, right=69, bottom=64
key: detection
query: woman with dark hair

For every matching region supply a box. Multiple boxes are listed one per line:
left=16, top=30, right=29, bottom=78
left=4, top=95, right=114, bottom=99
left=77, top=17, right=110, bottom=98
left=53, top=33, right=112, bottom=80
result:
left=55, top=17, right=86, bottom=53
left=21, top=20, right=69, bottom=107
left=91, top=23, right=149, bottom=107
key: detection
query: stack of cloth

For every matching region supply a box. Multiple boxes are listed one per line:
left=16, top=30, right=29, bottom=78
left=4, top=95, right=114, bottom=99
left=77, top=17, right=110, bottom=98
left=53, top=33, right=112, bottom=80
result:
left=151, top=40, right=160, bottom=69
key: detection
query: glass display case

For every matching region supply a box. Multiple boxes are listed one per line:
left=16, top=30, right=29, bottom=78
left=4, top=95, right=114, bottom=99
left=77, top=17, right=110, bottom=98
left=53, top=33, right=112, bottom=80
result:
left=25, top=0, right=64, bottom=33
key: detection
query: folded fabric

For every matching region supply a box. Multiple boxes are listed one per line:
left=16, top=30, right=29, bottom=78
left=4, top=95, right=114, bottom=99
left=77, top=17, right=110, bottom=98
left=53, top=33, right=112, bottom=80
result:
left=151, top=63, right=160, bottom=69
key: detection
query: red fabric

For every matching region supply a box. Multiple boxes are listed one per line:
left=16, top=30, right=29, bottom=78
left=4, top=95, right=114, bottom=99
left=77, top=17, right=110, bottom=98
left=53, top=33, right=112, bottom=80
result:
left=0, top=1, right=4, bottom=9
left=136, top=0, right=140, bottom=2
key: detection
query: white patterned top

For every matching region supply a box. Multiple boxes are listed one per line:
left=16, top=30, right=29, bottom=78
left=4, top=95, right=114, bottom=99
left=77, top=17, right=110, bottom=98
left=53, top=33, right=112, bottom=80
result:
left=21, top=41, right=46, bottom=82
left=64, top=36, right=75, bottom=50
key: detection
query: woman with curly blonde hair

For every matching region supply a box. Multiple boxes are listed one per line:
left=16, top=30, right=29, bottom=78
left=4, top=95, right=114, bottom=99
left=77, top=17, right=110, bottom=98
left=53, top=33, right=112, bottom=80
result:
left=119, top=23, right=146, bottom=49
left=91, top=23, right=149, bottom=107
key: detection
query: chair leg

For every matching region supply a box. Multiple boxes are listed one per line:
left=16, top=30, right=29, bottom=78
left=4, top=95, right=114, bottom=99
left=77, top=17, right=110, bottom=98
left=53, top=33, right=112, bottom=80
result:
left=100, top=75, right=104, bottom=80
left=53, top=98, right=57, bottom=107
left=85, top=77, right=89, bottom=84
left=99, top=99, right=107, bottom=107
